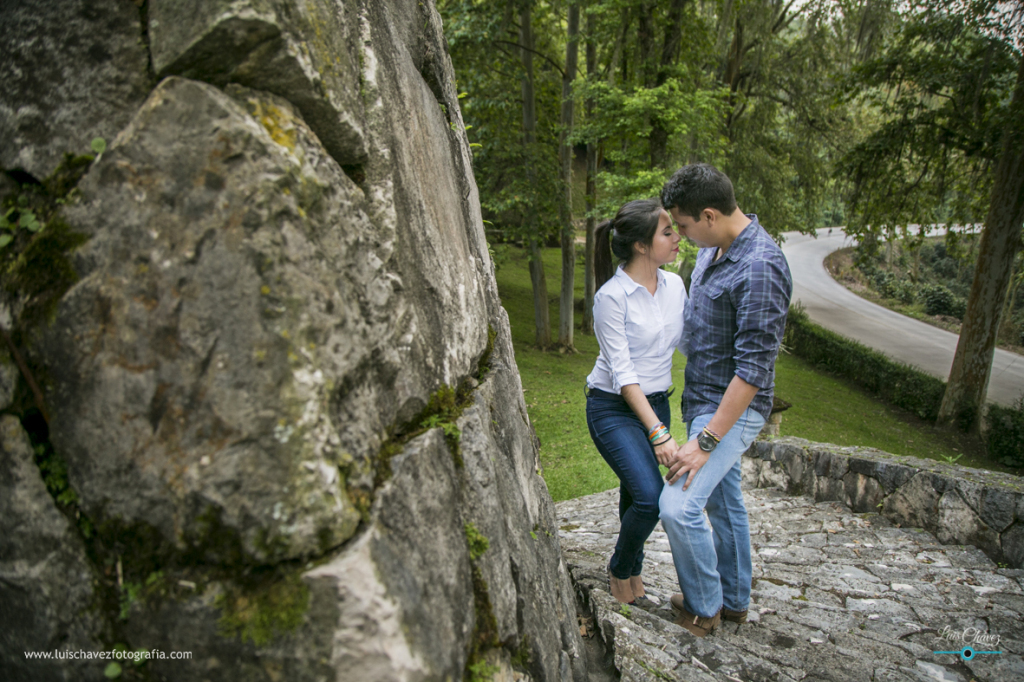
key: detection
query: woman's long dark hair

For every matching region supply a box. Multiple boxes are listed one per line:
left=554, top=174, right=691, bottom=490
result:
left=594, top=199, right=664, bottom=289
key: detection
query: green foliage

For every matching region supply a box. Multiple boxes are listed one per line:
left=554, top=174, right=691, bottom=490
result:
left=784, top=305, right=947, bottom=421
left=440, top=0, right=563, bottom=244
left=920, top=283, right=966, bottom=318
left=838, top=9, right=1018, bottom=240
left=864, top=267, right=918, bottom=305
left=103, top=662, right=122, bottom=679
left=467, top=659, right=500, bottom=682
left=0, top=150, right=92, bottom=327
left=215, top=572, right=310, bottom=647
left=33, top=442, right=79, bottom=507
left=465, top=556, right=499, bottom=682
left=422, top=384, right=467, bottom=465
left=440, top=0, right=858, bottom=246
left=464, top=522, right=490, bottom=562
left=373, top=376, right=483, bottom=489
left=510, top=635, right=531, bottom=669
left=119, top=581, right=143, bottom=621
left=119, top=570, right=171, bottom=621
left=476, top=324, right=497, bottom=378
left=938, top=452, right=964, bottom=465
left=986, top=397, right=1024, bottom=467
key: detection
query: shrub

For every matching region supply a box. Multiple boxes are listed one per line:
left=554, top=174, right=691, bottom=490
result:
left=920, top=284, right=967, bottom=319
left=986, top=397, right=1024, bottom=468
left=784, top=306, right=946, bottom=420
left=872, top=271, right=916, bottom=304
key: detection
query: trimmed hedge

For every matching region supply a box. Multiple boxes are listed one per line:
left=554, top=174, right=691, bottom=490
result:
left=784, top=306, right=946, bottom=421
left=987, top=398, right=1024, bottom=468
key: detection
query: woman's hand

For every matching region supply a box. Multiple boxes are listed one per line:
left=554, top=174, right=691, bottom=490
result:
left=653, top=437, right=679, bottom=467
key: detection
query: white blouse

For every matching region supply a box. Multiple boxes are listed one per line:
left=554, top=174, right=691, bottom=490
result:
left=587, top=266, right=688, bottom=395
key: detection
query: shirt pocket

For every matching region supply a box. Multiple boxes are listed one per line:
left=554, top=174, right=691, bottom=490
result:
left=693, top=281, right=724, bottom=316
left=702, top=283, right=727, bottom=301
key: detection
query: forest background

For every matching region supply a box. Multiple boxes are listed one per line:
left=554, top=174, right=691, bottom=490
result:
left=434, top=0, right=1024, bottom=483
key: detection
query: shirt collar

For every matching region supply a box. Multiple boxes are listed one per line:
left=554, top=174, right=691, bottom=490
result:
left=615, top=264, right=666, bottom=294
left=720, top=214, right=761, bottom=263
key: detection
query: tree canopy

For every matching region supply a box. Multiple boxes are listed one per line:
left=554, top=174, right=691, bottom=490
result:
left=440, top=0, right=1023, bottom=433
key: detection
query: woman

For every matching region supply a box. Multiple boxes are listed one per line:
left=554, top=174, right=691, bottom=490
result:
left=586, top=198, right=687, bottom=604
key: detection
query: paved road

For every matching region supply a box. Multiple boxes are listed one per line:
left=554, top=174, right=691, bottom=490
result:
left=780, top=228, right=1023, bottom=407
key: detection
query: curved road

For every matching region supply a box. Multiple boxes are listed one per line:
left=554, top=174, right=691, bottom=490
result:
left=780, top=228, right=1023, bottom=407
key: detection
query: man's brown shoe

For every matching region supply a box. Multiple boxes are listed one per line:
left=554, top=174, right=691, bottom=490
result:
left=672, top=603, right=720, bottom=638
left=670, top=593, right=747, bottom=624
left=723, top=607, right=748, bottom=624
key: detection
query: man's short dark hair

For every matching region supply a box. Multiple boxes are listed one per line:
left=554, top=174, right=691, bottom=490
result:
left=661, top=163, right=738, bottom=219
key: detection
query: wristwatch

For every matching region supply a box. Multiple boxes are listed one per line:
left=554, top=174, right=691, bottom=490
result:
left=697, top=430, right=718, bottom=452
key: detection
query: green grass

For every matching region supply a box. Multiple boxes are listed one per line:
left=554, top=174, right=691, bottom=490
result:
left=495, top=245, right=995, bottom=502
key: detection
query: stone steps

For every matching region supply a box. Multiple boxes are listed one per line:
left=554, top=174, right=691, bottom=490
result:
left=557, top=487, right=1024, bottom=682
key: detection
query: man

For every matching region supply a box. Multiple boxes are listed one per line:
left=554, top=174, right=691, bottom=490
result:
left=659, top=164, right=792, bottom=637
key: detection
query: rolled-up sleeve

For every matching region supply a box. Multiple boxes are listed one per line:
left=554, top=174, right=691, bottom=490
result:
left=732, top=257, right=791, bottom=389
left=593, top=291, right=639, bottom=392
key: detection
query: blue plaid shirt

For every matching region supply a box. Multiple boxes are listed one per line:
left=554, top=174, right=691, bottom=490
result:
left=681, top=215, right=792, bottom=424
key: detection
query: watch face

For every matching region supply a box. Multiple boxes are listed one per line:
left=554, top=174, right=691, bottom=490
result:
left=698, top=433, right=717, bottom=452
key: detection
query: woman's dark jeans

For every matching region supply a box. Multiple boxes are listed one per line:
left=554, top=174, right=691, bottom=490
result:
left=585, top=386, right=671, bottom=580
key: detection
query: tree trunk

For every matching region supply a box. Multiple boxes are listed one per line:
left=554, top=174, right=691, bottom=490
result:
left=520, top=1, right=550, bottom=348
left=558, top=2, right=580, bottom=352
left=528, top=238, right=551, bottom=348
left=938, top=55, right=1024, bottom=432
left=636, top=2, right=657, bottom=89
left=582, top=8, right=597, bottom=335
left=650, top=0, right=687, bottom=169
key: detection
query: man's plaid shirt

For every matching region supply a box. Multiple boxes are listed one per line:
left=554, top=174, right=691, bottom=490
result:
left=681, top=215, right=792, bottom=424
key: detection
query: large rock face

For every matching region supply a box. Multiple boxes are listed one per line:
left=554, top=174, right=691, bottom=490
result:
left=0, top=1, right=585, bottom=681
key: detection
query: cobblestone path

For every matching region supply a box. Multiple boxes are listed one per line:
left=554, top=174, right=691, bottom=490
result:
left=557, top=487, right=1024, bottom=682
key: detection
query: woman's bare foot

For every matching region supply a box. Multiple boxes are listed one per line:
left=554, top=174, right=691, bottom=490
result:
left=608, top=571, right=635, bottom=603
left=629, top=575, right=645, bottom=599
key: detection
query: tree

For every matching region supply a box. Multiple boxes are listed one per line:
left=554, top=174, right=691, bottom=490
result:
left=838, top=1, right=1023, bottom=432
left=440, top=0, right=563, bottom=348
left=582, top=6, right=598, bottom=334
left=521, top=1, right=554, bottom=348
left=444, top=0, right=863, bottom=342
left=940, top=51, right=1024, bottom=430
left=557, top=2, right=581, bottom=351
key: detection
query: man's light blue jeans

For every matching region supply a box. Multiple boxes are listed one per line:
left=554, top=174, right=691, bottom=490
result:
left=659, top=408, right=765, bottom=619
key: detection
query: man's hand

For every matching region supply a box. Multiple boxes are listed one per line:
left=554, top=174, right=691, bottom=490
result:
left=664, top=438, right=709, bottom=489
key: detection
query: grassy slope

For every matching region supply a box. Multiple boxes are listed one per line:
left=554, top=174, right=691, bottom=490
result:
left=495, top=245, right=977, bottom=502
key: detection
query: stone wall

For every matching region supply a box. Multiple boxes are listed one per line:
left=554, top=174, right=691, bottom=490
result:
left=0, top=1, right=585, bottom=680
left=743, top=437, right=1024, bottom=569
